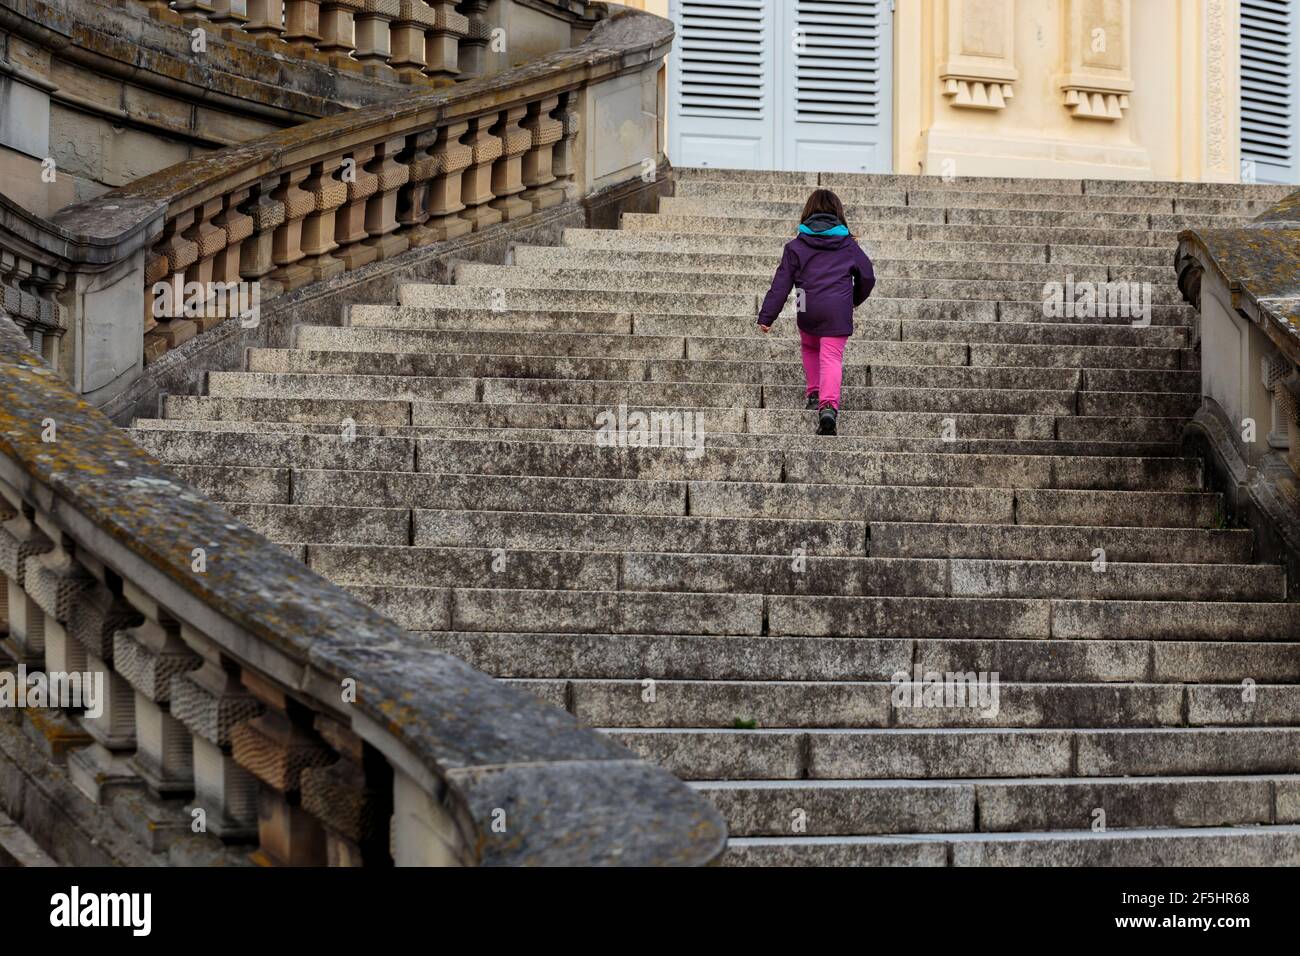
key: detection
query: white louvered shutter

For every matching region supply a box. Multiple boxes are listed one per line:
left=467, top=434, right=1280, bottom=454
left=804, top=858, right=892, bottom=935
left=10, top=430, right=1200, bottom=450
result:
left=1240, top=0, right=1300, bottom=184
left=668, top=0, right=893, bottom=173
left=668, top=0, right=776, bottom=168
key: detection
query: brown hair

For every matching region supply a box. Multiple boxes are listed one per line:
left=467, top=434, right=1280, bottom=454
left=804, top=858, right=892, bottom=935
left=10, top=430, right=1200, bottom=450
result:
left=799, top=188, right=851, bottom=236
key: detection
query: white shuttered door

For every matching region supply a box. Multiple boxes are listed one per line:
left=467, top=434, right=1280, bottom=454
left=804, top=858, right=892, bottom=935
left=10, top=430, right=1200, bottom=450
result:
left=1240, top=0, right=1300, bottom=183
left=668, top=0, right=892, bottom=172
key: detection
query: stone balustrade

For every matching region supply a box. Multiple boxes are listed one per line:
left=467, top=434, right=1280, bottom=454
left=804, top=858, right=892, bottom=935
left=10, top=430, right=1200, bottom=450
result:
left=139, top=0, right=596, bottom=83
left=30, top=6, right=668, bottom=408
left=1177, top=189, right=1300, bottom=586
left=0, top=316, right=726, bottom=865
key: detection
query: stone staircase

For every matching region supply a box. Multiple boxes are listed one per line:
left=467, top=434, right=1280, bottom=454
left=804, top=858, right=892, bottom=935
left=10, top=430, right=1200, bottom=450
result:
left=129, top=167, right=1300, bottom=866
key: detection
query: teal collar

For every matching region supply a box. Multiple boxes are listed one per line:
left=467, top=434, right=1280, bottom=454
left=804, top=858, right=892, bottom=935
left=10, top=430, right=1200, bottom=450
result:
left=798, top=222, right=849, bottom=237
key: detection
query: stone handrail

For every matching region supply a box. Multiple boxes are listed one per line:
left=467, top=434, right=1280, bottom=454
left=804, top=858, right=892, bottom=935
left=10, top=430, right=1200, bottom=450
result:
left=1176, top=188, right=1300, bottom=591
left=1176, top=190, right=1300, bottom=478
left=0, top=315, right=726, bottom=865
left=138, top=0, right=601, bottom=85
left=37, top=4, right=668, bottom=400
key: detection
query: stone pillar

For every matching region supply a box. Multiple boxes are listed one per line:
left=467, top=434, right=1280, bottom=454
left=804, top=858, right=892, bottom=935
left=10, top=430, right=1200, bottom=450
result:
left=300, top=714, right=392, bottom=865
left=0, top=502, right=52, bottom=666
left=521, top=95, right=564, bottom=211
left=146, top=211, right=200, bottom=354
left=362, top=137, right=412, bottom=260
left=422, top=121, right=473, bottom=241
left=550, top=94, right=581, bottom=202
left=334, top=145, right=381, bottom=270
left=397, top=130, right=437, bottom=246
left=270, top=168, right=316, bottom=291
left=489, top=106, right=533, bottom=221
left=354, top=0, right=398, bottom=76
left=171, top=627, right=262, bottom=841
left=211, top=188, right=254, bottom=301
left=239, top=177, right=287, bottom=308
left=299, top=159, right=349, bottom=281
left=113, top=582, right=201, bottom=797
left=208, top=0, right=251, bottom=27
left=422, top=1, right=467, bottom=79
left=245, top=0, right=287, bottom=40
left=231, top=670, right=334, bottom=865
left=388, top=0, right=431, bottom=81
left=455, top=0, right=489, bottom=80
left=183, top=198, right=229, bottom=332
left=65, top=569, right=145, bottom=804
left=318, top=0, right=361, bottom=58
left=283, top=0, right=324, bottom=54
left=458, top=117, right=503, bottom=231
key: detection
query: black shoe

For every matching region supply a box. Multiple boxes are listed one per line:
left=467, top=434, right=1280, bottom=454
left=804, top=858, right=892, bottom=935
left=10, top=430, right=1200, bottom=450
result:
left=816, top=407, right=838, bottom=436
left=805, top=391, right=819, bottom=409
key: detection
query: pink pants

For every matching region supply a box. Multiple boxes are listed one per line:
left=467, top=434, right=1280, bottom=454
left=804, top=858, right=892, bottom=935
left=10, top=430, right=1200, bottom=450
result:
left=799, top=330, right=848, bottom=410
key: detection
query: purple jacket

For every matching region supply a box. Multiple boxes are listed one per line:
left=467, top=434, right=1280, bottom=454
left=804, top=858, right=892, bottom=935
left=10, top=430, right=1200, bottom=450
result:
left=756, top=227, right=876, bottom=337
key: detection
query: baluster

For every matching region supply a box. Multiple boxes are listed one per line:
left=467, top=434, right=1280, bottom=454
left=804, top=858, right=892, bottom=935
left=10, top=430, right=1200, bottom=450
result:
left=209, top=0, right=251, bottom=27
left=171, top=626, right=262, bottom=840
left=333, top=145, right=381, bottom=269
left=362, top=136, right=412, bottom=261
left=0, top=500, right=52, bottom=667
left=283, top=1, right=324, bottom=53
left=319, top=0, right=362, bottom=59
left=489, top=106, right=533, bottom=221
left=354, top=0, right=398, bottom=76
left=458, top=117, right=502, bottom=231
left=183, top=199, right=230, bottom=332
left=388, top=1, right=430, bottom=81
left=211, top=187, right=254, bottom=292
left=245, top=0, right=287, bottom=40
left=551, top=93, right=581, bottom=202
left=454, top=0, right=489, bottom=80
left=397, top=130, right=437, bottom=245
left=149, top=210, right=201, bottom=353
left=422, top=121, right=473, bottom=241
left=231, top=670, right=334, bottom=865
left=423, top=1, right=467, bottom=79
left=300, top=715, right=392, bottom=865
left=65, top=563, right=146, bottom=804
left=270, top=168, right=316, bottom=291
left=299, top=158, right=349, bottom=280
left=239, top=177, right=288, bottom=302
left=521, top=95, right=564, bottom=211
left=113, top=582, right=201, bottom=797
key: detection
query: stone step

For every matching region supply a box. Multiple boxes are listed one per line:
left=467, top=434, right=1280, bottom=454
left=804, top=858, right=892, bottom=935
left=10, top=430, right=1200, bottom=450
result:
left=451, top=262, right=1190, bottom=306
left=426, top=631, right=1297, bottom=683
left=695, top=775, right=1295, bottom=837
left=305, top=543, right=1280, bottom=601
left=621, top=213, right=1181, bottom=247
left=561, top=228, right=1180, bottom=267
left=509, top=678, right=1297, bottom=730
left=655, top=196, right=1250, bottom=233
left=673, top=166, right=1296, bottom=200
left=670, top=181, right=1281, bottom=217
left=510, top=245, right=1176, bottom=285
left=307, top=318, right=1189, bottom=353
left=607, top=726, right=1300, bottom=780
left=720, top=826, right=1300, bottom=866
left=147, top=406, right=1186, bottom=457
left=349, top=305, right=635, bottom=333
left=178, top=464, right=1221, bottom=528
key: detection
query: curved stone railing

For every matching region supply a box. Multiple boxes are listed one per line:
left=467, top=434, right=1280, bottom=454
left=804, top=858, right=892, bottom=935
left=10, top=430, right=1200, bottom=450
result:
left=0, top=316, right=726, bottom=865
left=28, top=4, right=667, bottom=405
left=1176, top=189, right=1300, bottom=587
